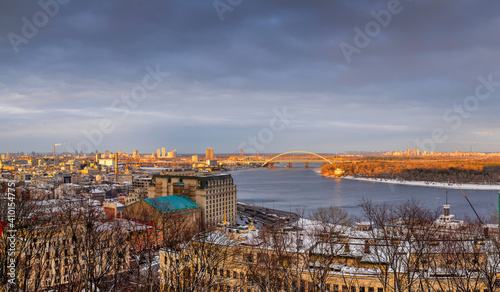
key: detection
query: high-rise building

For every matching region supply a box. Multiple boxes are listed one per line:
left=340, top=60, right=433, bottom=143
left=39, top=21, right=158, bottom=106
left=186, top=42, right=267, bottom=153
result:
left=206, top=148, right=214, bottom=160
left=118, top=149, right=122, bottom=157
left=105, top=150, right=110, bottom=158
left=161, top=147, right=166, bottom=158
left=167, top=149, right=177, bottom=158
left=157, top=149, right=161, bottom=158
left=192, top=155, right=199, bottom=162
left=147, top=171, right=237, bottom=226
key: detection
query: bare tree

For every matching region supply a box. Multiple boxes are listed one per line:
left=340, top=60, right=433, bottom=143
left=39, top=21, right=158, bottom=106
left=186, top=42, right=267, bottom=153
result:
left=123, top=198, right=201, bottom=292
left=1, top=196, right=60, bottom=291
left=305, top=206, right=352, bottom=292
left=479, top=231, right=500, bottom=292
left=1, top=193, right=130, bottom=292
left=241, top=220, right=308, bottom=292
left=359, top=198, right=440, bottom=292
left=428, top=221, right=499, bottom=292
left=161, top=228, right=242, bottom=292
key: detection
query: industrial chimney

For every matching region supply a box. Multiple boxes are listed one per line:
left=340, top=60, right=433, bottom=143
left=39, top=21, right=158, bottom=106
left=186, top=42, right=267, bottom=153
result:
left=115, top=153, right=118, bottom=182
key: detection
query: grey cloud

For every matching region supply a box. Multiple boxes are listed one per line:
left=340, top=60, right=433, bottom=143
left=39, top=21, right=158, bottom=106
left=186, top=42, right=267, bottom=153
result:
left=1, top=0, right=500, bottom=153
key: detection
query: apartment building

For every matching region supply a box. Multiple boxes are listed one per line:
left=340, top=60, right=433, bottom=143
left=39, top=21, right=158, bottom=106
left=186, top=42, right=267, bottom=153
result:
left=16, top=221, right=129, bottom=290
left=159, top=226, right=497, bottom=292
left=147, top=171, right=237, bottom=226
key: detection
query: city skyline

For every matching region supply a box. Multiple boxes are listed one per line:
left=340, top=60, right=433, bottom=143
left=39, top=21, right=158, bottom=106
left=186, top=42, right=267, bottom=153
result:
left=1, top=1, right=500, bottom=154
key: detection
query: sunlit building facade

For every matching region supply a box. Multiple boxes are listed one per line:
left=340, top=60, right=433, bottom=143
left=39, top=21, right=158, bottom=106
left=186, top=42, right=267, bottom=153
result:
left=147, top=172, right=237, bottom=225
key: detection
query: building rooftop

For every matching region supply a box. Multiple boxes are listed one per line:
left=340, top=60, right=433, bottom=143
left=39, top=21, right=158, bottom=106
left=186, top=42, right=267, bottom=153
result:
left=143, top=195, right=200, bottom=213
left=151, top=172, right=233, bottom=189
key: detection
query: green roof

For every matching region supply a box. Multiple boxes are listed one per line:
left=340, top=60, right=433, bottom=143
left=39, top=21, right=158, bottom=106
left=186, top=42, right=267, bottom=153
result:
left=142, top=195, right=200, bottom=213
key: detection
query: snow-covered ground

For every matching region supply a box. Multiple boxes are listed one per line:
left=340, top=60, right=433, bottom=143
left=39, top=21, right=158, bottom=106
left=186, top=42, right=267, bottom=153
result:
left=140, top=255, right=160, bottom=272
left=341, top=176, right=500, bottom=191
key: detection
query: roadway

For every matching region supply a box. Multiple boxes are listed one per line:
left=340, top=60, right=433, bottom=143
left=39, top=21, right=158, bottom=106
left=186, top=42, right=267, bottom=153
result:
left=236, top=202, right=299, bottom=228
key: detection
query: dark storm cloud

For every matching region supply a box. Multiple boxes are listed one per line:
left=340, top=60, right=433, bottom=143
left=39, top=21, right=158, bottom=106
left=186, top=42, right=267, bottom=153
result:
left=1, top=0, right=500, bottom=153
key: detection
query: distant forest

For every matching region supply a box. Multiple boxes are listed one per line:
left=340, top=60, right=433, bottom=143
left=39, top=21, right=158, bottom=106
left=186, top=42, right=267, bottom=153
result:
left=321, top=157, right=500, bottom=185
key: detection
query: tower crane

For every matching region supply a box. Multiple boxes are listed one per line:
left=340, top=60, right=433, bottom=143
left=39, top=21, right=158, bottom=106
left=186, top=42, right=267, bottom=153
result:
left=458, top=185, right=489, bottom=239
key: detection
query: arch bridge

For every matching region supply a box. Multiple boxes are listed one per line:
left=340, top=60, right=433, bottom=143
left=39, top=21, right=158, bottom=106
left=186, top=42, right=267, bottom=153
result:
left=261, top=151, right=334, bottom=166
left=226, top=151, right=342, bottom=168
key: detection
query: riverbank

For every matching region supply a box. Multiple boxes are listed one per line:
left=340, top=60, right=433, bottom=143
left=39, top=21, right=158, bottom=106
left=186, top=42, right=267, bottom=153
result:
left=338, top=176, right=500, bottom=191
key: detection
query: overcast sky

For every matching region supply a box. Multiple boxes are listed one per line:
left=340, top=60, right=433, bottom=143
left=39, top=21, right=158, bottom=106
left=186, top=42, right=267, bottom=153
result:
left=1, top=0, right=500, bottom=155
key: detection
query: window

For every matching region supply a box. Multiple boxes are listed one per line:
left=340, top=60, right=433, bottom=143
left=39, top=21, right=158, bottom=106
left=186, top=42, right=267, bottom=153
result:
left=343, top=286, right=348, bottom=292
left=352, top=287, right=356, bottom=292
left=360, top=287, right=365, bottom=292
left=333, top=284, right=339, bottom=292
left=377, top=288, right=383, bottom=292
left=368, top=288, right=374, bottom=292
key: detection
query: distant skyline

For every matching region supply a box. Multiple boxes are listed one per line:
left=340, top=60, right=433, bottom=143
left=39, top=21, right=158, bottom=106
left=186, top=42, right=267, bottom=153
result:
left=1, top=1, right=500, bottom=154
